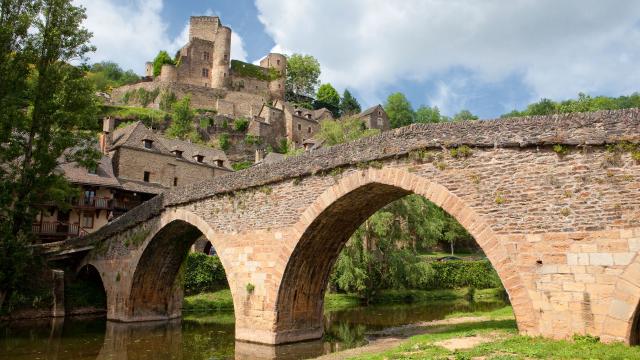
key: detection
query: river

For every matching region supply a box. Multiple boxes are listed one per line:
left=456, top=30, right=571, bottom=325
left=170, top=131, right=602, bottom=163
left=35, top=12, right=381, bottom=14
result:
left=0, top=299, right=506, bottom=360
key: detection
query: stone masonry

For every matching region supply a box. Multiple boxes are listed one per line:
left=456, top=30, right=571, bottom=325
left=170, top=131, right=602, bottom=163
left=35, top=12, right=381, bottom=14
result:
left=44, top=109, right=640, bottom=345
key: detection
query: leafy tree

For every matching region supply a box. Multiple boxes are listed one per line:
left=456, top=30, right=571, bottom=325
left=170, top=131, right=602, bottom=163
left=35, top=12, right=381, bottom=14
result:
left=285, top=53, right=321, bottom=98
left=340, top=89, right=361, bottom=116
left=0, top=0, right=100, bottom=310
left=166, top=96, right=194, bottom=140
left=501, top=92, right=640, bottom=118
left=87, top=61, right=139, bottom=91
left=452, top=109, right=479, bottom=122
left=415, top=105, right=443, bottom=123
left=152, top=50, right=175, bottom=77
left=316, top=117, right=380, bottom=146
left=314, top=83, right=341, bottom=116
left=384, top=92, right=414, bottom=128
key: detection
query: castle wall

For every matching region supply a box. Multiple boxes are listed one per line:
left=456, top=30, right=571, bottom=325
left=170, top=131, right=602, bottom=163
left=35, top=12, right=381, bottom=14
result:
left=189, top=16, right=219, bottom=42
left=211, top=26, right=231, bottom=88
left=229, top=75, right=271, bottom=97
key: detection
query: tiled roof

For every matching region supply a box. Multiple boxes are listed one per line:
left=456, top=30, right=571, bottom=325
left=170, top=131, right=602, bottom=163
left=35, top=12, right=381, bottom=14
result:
left=59, top=153, right=120, bottom=188
left=357, top=104, right=384, bottom=117
left=118, top=178, right=167, bottom=195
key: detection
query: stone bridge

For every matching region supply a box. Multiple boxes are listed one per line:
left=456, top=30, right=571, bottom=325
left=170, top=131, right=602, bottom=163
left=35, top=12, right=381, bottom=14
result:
left=45, top=109, right=640, bottom=345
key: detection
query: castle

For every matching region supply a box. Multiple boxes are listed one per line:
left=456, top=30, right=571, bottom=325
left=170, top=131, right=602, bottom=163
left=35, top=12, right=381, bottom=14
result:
left=147, top=16, right=286, bottom=101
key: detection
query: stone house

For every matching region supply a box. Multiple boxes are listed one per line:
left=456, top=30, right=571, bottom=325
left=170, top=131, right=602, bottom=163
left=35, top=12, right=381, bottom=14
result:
left=355, top=104, right=390, bottom=131
left=33, top=118, right=231, bottom=242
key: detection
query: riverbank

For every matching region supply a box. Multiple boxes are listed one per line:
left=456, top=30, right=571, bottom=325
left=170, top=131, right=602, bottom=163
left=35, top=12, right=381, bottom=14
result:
left=316, top=306, right=640, bottom=360
left=182, top=287, right=504, bottom=312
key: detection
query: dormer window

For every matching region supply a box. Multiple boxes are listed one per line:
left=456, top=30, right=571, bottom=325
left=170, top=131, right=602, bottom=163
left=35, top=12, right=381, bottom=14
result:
left=143, top=139, right=153, bottom=149
left=215, top=159, right=223, bottom=167
left=194, top=154, right=204, bottom=163
left=295, top=110, right=302, bottom=116
left=305, top=113, right=312, bottom=119
left=172, top=149, right=183, bottom=158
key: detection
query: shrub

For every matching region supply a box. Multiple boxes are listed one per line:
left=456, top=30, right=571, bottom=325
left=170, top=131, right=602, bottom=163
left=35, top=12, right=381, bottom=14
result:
left=429, top=260, right=502, bottom=290
left=158, top=90, right=177, bottom=111
left=243, top=134, right=261, bottom=145
left=218, top=133, right=231, bottom=151
left=232, top=161, right=252, bottom=171
left=233, top=117, right=249, bottom=132
left=184, top=252, right=228, bottom=296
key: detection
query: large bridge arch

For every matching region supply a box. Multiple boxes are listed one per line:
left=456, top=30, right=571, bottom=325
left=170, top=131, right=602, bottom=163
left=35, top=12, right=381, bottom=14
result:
left=272, top=168, right=537, bottom=343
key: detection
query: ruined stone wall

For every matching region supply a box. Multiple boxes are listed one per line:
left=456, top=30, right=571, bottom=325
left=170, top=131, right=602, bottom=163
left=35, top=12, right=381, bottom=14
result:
left=173, top=39, right=215, bottom=88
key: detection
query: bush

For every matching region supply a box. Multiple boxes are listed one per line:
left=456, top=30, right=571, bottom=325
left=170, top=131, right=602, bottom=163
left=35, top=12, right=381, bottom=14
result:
left=232, top=161, right=252, bottom=171
left=429, top=260, right=501, bottom=290
left=184, top=253, right=228, bottom=296
left=158, top=90, right=177, bottom=111
left=233, top=117, right=249, bottom=132
left=218, top=133, right=231, bottom=151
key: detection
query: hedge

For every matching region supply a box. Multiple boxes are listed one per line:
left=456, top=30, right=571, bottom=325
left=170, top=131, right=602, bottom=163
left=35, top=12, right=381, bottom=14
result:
left=429, top=260, right=501, bottom=290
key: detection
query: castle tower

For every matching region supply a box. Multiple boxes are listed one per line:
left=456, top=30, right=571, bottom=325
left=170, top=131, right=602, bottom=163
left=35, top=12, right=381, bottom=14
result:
left=211, top=25, right=231, bottom=88
left=189, top=16, right=219, bottom=42
left=260, top=53, right=287, bottom=100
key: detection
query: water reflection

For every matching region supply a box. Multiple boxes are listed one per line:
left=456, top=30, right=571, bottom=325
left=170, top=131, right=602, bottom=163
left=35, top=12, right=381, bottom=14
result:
left=0, top=300, right=506, bottom=360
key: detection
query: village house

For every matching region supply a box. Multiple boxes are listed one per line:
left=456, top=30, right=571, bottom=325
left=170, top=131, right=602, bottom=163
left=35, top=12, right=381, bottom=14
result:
left=33, top=118, right=231, bottom=242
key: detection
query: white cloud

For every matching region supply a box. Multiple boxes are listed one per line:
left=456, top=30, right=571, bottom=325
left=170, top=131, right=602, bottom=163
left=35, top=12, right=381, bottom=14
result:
left=255, top=0, right=640, bottom=105
left=231, top=32, right=248, bottom=62
left=77, top=1, right=248, bottom=72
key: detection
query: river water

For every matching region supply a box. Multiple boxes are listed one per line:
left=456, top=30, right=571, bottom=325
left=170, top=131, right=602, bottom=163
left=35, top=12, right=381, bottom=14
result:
left=0, top=299, right=506, bottom=360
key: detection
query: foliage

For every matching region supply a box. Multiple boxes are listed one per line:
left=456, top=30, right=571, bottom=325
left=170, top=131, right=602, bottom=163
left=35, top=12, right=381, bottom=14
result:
left=218, top=133, right=231, bottom=151
left=243, top=134, right=261, bottom=145
left=0, top=0, right=100, bottom=310
left=232, top=161, right=252, bottom=171
left=429, top=260, right=501, bottom=289
left=86, top=61, right=139, bottom=92
left=152, top=50, right=175, bottom=77
left=183, top=253, right=228, bottom=296
left=501, top=92, right=640, bottom=118
left=245, top=283, right=255, bottom=293
left=285, top=53, right=321, bottom=97
left=65, top=276, right=106, bottom=309
left=553, top=144, right=569, bottom=156
left=452, top=109, right=479, bottom=122
left=384, top=92, right=415, bottom=128
left=315, top=83, right=341, bottom=116
left=415, top=105, right=444, bottom=123
left=340, top=89, right=361, bottom=116
left=121, top=87, right=160, bottom=107
left=316, top=117, right=380, bottom=146
left=450, top=145, right=473, bottom=158
left=230, top=60, right=280, bottom=81
left=99, top=105, right=168, bottom=128
left=166, top=96, right=195, bottom=140
left=158, top=89, right=177, bottom=111
left=233, top=117, right=249, bottom=132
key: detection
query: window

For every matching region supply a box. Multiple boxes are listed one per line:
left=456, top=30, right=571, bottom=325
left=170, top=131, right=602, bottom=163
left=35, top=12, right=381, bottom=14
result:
left=203, top=51, right=210, bottom=60
left=215, top=160, right=223, bottom=167
left=276, top=59, right=280, bottom=65
left=202, top=68, right=209, bottom=78
left=143, top=139, right=153, bottom=149
left=297, top=123, right=301, bottom=131
left=81, top=212, right=94, bottom=228
left=224, top=54, right=228, bottom=61
left=194, top=155, right=204, bottom=163
left=308, top=126, right=311, bottom=134
left=378, top=110, right=382, bottom=115
left=173, top=177, right=178, bottom=187
left=173, top=150, right=183, bottom=158
left=143, top=171, right=150, bottom=182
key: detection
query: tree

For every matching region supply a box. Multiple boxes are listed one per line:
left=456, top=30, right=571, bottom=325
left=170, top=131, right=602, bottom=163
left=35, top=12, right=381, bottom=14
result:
left=415, top=105, right=443, bottom=123
left=314, top=83, right=340, bottom=116
left=452, top=109, right=479, bottom=122
left=285, top=53, right=321, bottom=98
left=152, top=50, right=175, bottom=77
left=384, top=92, right=414, bottom=128
left=166, top=96, right=194, bottom=140
left=0, top=0, right=100, bottom=310
left=87, top=61, right=139, bottom=91
left=340, top=89, right=361, bottom=116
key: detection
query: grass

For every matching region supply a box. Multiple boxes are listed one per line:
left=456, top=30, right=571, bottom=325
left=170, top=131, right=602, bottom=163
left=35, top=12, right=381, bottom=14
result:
left=183, top=289, right=234, bottom=311
left=99, top=105, right=169, bottom=125
left=347, top=311, right=640, bottom=360
left=325, top=293, right=361, bottom=311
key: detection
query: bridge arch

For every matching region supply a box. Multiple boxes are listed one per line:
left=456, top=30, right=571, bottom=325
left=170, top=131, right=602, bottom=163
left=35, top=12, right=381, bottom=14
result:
left=273, top=168, right=537, bottom=343
left=124, top=209, right=236, bottom=322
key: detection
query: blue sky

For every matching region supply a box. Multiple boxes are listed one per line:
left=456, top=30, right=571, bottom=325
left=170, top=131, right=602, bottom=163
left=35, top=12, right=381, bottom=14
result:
left=79, top=0, right=640, bottom=119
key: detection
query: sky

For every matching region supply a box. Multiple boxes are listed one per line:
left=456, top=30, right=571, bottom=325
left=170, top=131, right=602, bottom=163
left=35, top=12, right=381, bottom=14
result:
left=77, top=0, right=640, bottom=119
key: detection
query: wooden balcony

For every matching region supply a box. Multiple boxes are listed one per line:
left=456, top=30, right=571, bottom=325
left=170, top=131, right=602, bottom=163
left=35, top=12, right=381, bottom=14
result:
left=32, top=221, right=89, bottom=241
left=72, top=196, right=112, bottom=210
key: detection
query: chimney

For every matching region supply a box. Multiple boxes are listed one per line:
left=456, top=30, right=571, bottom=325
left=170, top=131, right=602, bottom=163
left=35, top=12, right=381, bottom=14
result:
left=100, top=117, right=115, bottom=154
left=255, top=149, right=265, bottom=163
